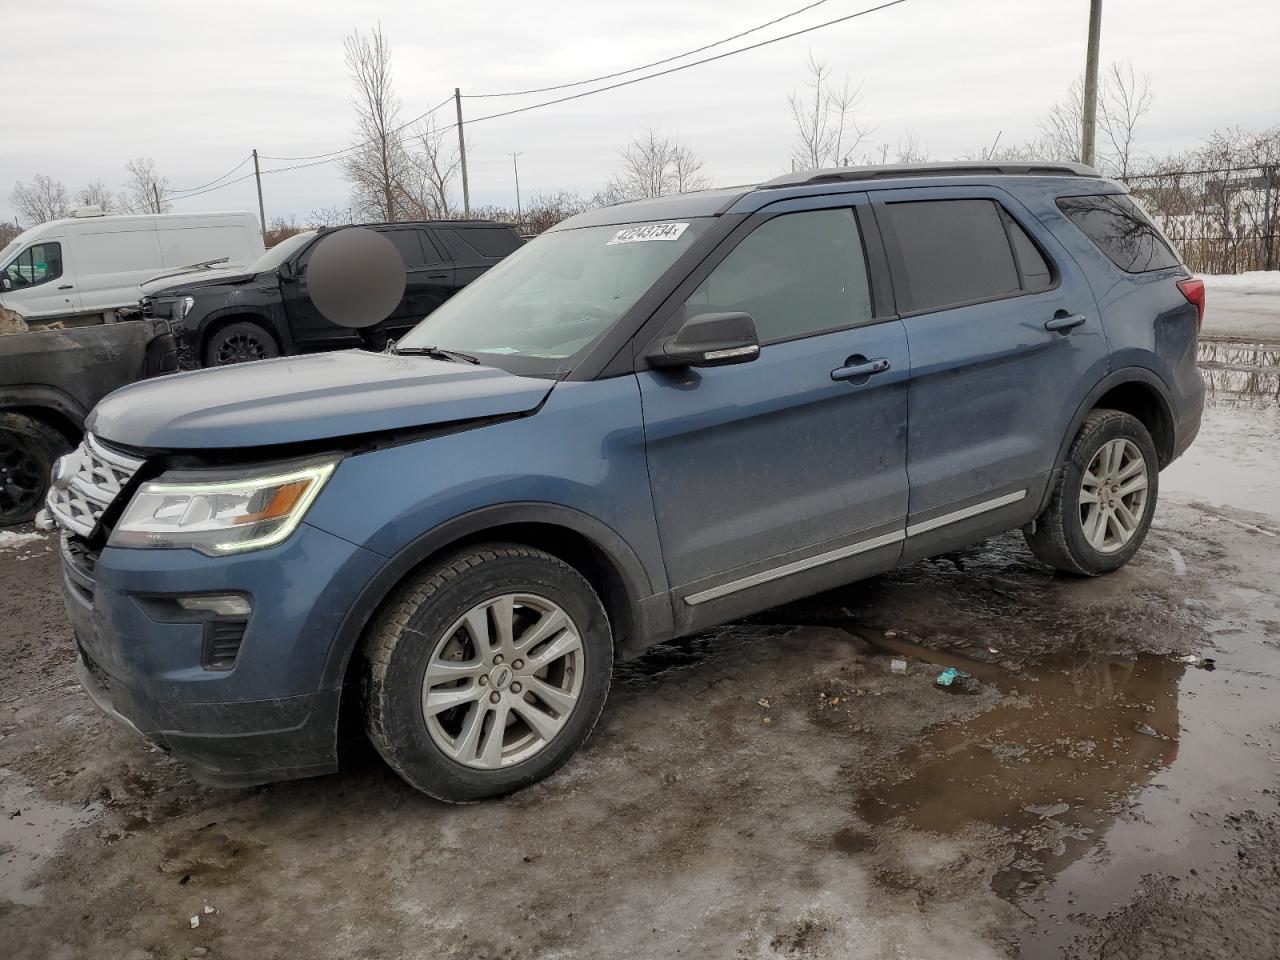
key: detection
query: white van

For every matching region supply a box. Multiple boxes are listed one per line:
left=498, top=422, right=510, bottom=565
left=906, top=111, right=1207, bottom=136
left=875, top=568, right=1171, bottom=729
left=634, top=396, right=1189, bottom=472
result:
left=0, top=208, right=263, bottom=323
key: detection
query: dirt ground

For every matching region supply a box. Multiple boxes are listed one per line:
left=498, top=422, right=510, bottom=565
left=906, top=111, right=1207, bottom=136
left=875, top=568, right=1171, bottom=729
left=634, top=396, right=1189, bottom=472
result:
left=1, top=342, right=1278, bottom=960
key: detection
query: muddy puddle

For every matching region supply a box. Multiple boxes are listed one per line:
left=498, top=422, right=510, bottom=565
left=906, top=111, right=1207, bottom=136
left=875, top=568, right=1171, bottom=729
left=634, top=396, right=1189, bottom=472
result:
left=0, top=768, right=101, bottom=905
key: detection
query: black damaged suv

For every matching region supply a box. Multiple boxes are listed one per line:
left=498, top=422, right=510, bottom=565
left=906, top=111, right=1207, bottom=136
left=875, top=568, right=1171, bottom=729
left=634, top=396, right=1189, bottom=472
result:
left=141, top=220, right=523, bottom=366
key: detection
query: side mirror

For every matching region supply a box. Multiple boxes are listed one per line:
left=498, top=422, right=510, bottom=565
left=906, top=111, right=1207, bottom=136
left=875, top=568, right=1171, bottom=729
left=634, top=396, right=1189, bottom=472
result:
left=1, top=276, right=10, bottom=292
left=648, top=312, right=760, bottom=368
left=277, top=260, right=294, bottom=281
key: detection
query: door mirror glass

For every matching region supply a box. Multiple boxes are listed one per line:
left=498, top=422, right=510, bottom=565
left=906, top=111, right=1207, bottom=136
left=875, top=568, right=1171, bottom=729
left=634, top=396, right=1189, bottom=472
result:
left=0, top=276, right=10, bottom=292
left=277, top=259, right=294, bottom=280
left=648, top=311, right=760, bottom=368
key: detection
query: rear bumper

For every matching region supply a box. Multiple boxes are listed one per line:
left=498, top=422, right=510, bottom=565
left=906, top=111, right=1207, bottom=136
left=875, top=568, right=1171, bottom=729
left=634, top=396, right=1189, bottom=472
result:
left=1170, top=372, right=1205, bottom=464
left=61, top=523, right=384, bottom=787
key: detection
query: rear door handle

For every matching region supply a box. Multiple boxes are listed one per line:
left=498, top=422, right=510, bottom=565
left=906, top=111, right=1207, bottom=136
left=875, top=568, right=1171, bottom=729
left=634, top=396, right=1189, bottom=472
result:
left=425, top=272, right=449, bottom=280
left=831, top=357, right=891, bottom=382
left=1045, top=313, right=1087, bottom=333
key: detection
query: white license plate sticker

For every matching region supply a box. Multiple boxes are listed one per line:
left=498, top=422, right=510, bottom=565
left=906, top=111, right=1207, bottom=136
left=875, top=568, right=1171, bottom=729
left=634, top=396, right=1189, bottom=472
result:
left=606, top=222, right=690, bottom=245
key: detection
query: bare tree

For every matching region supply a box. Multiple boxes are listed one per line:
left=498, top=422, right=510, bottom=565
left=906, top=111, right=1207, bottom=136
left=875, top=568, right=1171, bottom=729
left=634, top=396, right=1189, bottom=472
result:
left=11, top=175, right=70, bottom=224
left=1036, top=61, right=1153, bottom=174
left=121, top=158, right=171, bottom=213
left=306, top=205, right=358, bottom=228
left=1098, top=62, right=1154, bottom=178
left=0, top=222, right=20, bottom=247
left=342, top=24, right=410, bottom=222
left=396, top=115, right=459, bottom=220
left=788, top=54, right=874, bottom=171
left=76, top=179, right=115, bottom=212
left=598, top=129, right=710, bottom=204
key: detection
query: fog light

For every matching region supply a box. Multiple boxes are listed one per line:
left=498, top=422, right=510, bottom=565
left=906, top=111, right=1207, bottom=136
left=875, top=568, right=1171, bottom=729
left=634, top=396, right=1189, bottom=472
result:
left=176, top=594, right=251, bottom=616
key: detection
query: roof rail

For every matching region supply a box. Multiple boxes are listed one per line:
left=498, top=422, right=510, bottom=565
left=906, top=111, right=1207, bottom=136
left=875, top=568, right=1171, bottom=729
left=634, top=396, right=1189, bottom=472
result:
left=761, top=161, right=1098, bottom=189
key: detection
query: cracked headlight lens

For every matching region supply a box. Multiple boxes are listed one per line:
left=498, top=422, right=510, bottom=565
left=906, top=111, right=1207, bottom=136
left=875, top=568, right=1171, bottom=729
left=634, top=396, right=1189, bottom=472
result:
left=111, top=460, right=337, bottom=555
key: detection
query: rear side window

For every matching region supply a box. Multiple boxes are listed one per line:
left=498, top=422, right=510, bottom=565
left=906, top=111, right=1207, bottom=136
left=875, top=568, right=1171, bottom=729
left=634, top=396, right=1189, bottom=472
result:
left=446, top=226, right=522, bottom=259
left=381, top=229, right=431, bottom=268
left=1056, top=194, right=1181, bottom=273
left=880, top=199, right=1021, bottom=313
left=684, top=208, right=872, bottom=344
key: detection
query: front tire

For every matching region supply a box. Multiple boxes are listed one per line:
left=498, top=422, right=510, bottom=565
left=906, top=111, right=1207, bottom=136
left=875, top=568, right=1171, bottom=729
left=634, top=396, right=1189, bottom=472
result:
left=203, top=321, right=280, bottom=366
left=362, top=544, right=613, bottom=802
left=1025, top=409, right=1159, bottom=576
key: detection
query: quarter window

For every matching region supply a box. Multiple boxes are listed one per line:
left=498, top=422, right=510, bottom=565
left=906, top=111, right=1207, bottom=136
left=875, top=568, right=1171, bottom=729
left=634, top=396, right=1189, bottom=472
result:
left=1056, top=194, right=1181, bottom=273
left=3, top=241, right=63, bottom=288
left=683, top=209, right=872, bottom=344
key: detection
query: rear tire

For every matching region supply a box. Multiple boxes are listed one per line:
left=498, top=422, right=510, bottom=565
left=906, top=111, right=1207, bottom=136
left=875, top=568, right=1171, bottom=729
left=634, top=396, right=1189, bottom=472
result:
left=362, top=544, right=613, bottom=802
left=0, top=413, right=70, bottom=525
left=1025, top=409, right=1159, bottom=576
left=203, top=321, right=280, bottom=366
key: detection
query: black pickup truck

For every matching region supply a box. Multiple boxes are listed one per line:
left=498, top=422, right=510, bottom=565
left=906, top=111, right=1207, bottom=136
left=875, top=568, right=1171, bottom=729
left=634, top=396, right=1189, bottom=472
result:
left=140, top=220, right=523, bottom=367
left=0, top=318, right=176, bottom=523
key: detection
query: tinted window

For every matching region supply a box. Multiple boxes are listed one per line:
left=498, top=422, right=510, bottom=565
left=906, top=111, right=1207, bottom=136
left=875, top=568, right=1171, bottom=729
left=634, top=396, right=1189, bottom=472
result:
left=3, top=241, right=63, bottom=288
left=684, top=209, right=871, bottom=344
left=881, top=199, right=1020, bottom=313
left=447, top=226, right=522, bottom=259
left=999, top=207, right=1053, bottom=291
left=1057, top=194, right=1181, bottom=273
left=382, top=229, right=431, bottom=268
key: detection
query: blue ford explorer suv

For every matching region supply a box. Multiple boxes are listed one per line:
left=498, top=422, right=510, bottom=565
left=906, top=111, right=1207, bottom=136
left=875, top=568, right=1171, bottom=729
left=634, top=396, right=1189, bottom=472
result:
left=45, top=163, right=1204, bottom=802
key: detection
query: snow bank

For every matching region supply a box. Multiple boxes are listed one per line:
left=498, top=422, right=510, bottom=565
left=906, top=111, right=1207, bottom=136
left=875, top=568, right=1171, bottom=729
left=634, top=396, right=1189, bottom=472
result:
left=1199, top=271, right=1280, bottom=291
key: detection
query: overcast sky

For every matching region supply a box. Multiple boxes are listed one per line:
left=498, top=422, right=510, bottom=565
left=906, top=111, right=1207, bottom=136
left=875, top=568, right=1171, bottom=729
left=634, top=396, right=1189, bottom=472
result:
left=5, top=0, right=1279, bottom=226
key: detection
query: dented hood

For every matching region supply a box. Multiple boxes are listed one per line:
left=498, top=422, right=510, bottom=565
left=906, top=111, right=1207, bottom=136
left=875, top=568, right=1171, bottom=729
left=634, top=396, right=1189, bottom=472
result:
left=87, top=349, right=554, bottom=450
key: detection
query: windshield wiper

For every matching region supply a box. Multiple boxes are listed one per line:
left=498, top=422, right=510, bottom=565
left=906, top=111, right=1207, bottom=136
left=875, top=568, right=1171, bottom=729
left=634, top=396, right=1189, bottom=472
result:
left=392, top=345, right=481, bottom=364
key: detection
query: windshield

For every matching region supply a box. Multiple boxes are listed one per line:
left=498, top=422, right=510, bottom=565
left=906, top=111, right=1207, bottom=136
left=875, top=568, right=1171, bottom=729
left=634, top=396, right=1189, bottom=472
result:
left=398, top=218, right=710, bottom=373
left=249, top=230, right=316, bottom=273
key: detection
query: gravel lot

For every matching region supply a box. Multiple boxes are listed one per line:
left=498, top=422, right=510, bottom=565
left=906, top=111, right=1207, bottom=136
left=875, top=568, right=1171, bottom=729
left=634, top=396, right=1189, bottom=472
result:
left=2, top=342, right=1278, bottom=960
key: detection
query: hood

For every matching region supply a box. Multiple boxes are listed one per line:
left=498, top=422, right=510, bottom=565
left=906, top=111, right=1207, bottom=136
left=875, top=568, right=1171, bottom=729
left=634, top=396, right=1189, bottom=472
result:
left=87, top=350, right=555, bottom=450
left=140, top=266, right=257, bottom=297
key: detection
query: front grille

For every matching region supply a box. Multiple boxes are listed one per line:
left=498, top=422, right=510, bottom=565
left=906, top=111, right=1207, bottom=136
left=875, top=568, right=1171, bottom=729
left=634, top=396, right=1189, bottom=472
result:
left=203, top=620, right=248, bottom=670
left=46, top=434, right=145, bottom=537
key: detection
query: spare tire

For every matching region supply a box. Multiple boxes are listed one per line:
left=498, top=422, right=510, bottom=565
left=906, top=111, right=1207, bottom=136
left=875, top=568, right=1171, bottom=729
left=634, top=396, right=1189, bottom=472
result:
left=0, top=413, right=70, bottom=525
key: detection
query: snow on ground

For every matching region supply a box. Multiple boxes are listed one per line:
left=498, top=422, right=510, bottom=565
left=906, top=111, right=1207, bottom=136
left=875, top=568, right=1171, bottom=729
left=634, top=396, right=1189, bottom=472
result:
left=1200, top=270, right=1280, bottom=291
left=0, top=530, right=45, bottom=552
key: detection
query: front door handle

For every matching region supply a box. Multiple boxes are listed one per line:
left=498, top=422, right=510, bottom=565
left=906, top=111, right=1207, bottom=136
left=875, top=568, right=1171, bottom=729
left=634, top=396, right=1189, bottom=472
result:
left=831, top=357, right=891, bottom=382
left=425, top=272, right=449, bottom=280
left=58, top=284, right=74, bottom=290
left=1045, top=312, right=1087, bottom=333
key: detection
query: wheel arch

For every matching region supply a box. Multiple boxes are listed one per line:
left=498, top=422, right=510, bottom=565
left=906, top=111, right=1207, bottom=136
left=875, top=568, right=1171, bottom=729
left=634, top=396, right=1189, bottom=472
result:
left=1041, top=367, right=1176, bottom=515
left=324, top=503, right=669, bottom=743
left=0, top=388, right=86, bottom=443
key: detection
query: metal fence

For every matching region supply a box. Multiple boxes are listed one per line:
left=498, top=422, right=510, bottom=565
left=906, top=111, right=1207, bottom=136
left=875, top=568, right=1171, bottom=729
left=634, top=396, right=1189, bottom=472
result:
left=1119, top=165, right=1280, bottom=275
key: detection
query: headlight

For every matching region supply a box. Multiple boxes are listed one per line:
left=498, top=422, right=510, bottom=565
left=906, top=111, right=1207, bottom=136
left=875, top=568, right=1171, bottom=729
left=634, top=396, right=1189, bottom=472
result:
left=175, top=296, right=196, bottom=321
left=110, top=460, right=337, bottom=555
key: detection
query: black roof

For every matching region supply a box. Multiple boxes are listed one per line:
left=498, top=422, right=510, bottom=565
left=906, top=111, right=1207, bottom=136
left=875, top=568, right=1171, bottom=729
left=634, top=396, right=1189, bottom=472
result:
left=761, top=161, right=1097, bottom=189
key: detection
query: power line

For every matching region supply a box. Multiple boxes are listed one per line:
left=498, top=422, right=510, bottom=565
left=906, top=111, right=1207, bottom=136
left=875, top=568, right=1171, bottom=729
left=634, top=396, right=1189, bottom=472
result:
left=167, top=170, right=259, bottom=201
left=465, top=0, right=910, bottom=125
left=465, top=0, right=836, bottom=99
left=167, top=153, right=253, bottom=196
left=166, top=0, right=910, bottom=200
left=257, top=95, right=455, bottom=163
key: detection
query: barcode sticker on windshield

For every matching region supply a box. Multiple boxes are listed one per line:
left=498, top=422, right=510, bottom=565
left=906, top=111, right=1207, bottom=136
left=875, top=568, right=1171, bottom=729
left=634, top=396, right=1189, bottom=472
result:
left=607, top=222, right=690, bottom=245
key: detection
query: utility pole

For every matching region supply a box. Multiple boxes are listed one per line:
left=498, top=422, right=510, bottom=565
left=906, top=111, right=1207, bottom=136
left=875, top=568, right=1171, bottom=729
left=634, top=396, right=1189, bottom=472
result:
left=1081, top=0, right=1103, bottom=168
left=152, top=183, right=162, bottom=213
left=253, top=149, right=266, bottom=238
left=455, top=88, right=471, bottom=217
left=510, top=152, right=522, bottom=221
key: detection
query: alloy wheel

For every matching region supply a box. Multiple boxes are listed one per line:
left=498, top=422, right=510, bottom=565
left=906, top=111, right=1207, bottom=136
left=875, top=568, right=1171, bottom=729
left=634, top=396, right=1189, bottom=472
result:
left=217, top=333, right=268, bottom=364
left=1079, top=438, right=1148, bottom=554
left=421, top=593, right=584, bottom=769
left=0, top=438, right=45, bottom=522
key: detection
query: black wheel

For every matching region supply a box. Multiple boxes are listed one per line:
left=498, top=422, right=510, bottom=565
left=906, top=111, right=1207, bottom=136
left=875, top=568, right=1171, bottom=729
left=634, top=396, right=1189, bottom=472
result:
left=1025, top=409, right=1159, bottom=576
left=0, top=413, right=70, bottom=525
left=203, top=321, right=280, bottom=366
left=362, top=544, right=613, bottom=802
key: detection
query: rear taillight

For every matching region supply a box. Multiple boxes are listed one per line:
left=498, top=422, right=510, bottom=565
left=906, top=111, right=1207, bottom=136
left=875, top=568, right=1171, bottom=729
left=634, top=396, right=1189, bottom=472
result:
left=1177, top=277, right=1205, bottom=331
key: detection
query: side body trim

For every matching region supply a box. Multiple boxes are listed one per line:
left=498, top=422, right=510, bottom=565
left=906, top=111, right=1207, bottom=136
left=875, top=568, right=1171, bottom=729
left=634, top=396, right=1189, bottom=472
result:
left=684, top=490, right=1026, bottom=606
